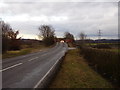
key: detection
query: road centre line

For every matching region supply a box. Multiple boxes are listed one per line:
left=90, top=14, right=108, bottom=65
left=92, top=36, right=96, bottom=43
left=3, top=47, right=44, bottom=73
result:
left=28, top=57, right=39, bottom=61
left=1, top=56, right=39, bottom=72
left=22, top=55, right=27, bottom=58
left=1, top=56, right=42, bottom=72
left=0, top=63, right=23, bottom=72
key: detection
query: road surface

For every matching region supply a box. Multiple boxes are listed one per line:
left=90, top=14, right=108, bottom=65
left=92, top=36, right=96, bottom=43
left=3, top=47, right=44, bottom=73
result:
left=2, top=42, right=68, bottom=88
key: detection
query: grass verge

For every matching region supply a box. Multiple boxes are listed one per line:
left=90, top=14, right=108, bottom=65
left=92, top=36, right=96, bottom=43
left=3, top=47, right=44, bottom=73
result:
left=49, top=49, right=113, bottom=88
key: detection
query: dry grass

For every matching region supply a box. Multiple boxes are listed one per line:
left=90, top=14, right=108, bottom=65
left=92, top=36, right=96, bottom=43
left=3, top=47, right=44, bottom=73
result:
left=2, top=44, right=53, bottom=59
left=49, top=49, right=113, bottom=88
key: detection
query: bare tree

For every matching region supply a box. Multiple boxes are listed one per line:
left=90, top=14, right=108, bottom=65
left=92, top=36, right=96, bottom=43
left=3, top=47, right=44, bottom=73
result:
left=64, top=32, right=74, bottom=41
left=38, top=25, right=55, bottom=39
left=1, top=21, right=11, bottom=53
left=7, top=30, right=20, bottom=40
left=79, top=32, right=87, bottom=45
left=79, top=32, right=87, bottom=40
left=1, top=20, right=21, bottom=52
left=38, top=25, right=55, bottom=46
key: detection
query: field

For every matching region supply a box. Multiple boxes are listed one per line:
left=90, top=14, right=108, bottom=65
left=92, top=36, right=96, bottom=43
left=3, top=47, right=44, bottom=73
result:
left=109, top=49, right=120, bottom=52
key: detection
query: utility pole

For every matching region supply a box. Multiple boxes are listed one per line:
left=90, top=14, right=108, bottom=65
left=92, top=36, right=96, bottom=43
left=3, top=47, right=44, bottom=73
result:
left=98, top=29, right=102, bottom=40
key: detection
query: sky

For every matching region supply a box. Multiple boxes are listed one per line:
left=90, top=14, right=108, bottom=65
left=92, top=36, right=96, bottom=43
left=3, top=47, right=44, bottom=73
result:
left=0, top=0, right=119, bottom=40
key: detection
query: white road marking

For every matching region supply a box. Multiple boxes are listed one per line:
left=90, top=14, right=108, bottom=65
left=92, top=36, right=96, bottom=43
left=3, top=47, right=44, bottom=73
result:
left=28, top=57, right=39, bottom=61
left=34, top=55, right=62, bottom=88
left=22, top=56, right=27, bottom=58
left=0, top=63, right=23, bottom=72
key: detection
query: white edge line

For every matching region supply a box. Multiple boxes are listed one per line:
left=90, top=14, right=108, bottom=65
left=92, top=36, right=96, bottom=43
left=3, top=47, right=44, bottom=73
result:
left=28, top=57, right=39, bottom=61
left=0, top=63, right=23, bottom=72
left=34, top=54, right=64, bottom=88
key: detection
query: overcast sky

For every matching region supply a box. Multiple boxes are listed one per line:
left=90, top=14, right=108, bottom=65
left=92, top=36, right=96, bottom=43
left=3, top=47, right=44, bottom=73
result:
left=0, top=0, right=119, bottom=39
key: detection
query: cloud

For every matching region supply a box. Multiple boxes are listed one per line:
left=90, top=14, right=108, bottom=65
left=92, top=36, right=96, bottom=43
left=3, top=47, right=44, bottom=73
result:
left=1, top=0, right=119, bottom=2
left=0, top=2, right=118, bottom=39
left=2, top=15, right=68, bottom=22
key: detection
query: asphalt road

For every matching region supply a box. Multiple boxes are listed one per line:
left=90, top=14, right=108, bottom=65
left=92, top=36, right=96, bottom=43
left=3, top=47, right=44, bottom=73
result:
left=2, top=42, right=68, bottom=88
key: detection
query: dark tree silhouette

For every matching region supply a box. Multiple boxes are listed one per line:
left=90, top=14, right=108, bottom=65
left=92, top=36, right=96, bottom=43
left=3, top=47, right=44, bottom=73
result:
left=1, top=20, right=11, bottom=53
left=79, top=32, right=87, bottom=40
left=0, top=20, right=21, bottom=53
left=38, top=25, right=55, bottom=46
left=79, top=32, right=87, bottom=45
left=64, top=32, right=74, bottom=42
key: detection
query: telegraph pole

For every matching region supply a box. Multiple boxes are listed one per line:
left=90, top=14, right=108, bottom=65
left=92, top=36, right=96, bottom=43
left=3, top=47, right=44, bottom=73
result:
left=98, top=29, right=102, bottom=40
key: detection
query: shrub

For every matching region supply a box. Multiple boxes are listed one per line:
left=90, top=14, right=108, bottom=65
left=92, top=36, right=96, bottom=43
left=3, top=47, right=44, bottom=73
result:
left=79, top=46, right=120, bottom=86
left=2, top=37, right=10, bottom=53
left=43, top=36, right=55, bottom=46
left=9, top=39, right=21, bottom=50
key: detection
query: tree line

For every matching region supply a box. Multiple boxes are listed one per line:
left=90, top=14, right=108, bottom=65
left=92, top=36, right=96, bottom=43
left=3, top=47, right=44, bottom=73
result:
left=1, top=19, right=87, bottom=54
left=1, top=20, right=21, bottom=53
left=1, top=21, right=57, bottom=53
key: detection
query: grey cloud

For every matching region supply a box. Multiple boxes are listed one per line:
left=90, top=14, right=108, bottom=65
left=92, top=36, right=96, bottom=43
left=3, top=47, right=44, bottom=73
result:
left=0, top=2, right=118, bottom=39
left=2, top=0, right=119, bottom=2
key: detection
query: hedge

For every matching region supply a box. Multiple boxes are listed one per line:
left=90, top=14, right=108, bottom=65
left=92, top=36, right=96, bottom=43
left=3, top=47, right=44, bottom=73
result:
left=79, top=46, right=120, bottom=86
